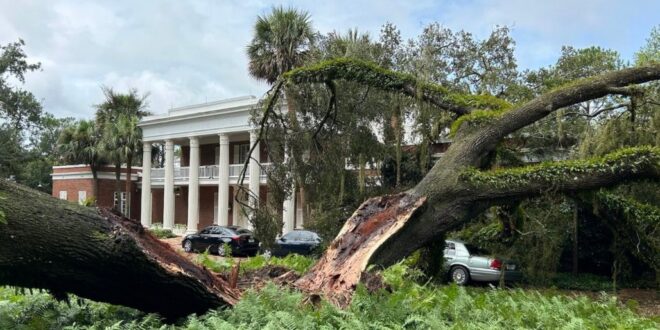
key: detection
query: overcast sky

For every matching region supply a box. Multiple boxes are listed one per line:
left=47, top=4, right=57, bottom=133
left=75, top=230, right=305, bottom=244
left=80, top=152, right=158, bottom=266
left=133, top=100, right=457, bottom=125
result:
left=1, top=0, right=658, bottom=119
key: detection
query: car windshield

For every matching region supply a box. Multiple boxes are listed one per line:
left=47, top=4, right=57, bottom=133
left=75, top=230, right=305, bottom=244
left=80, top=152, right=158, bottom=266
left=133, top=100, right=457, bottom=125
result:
left=464, top=244, right=490, bottom=256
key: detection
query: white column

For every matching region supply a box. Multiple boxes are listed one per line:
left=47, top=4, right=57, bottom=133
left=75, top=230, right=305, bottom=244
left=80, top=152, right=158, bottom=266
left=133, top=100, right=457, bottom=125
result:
left=140, top=142, right=152, bottom=227
left=186, top=137, right=200, bottom=234
left=281, top=140, right=295, bottom=234
left=163, top=139, right=175, bottom=230
left=218, top=134, right=230, bottom=226
left=282, top=190, right=295, bottom=234
left=248, top=130, right=260, bottom=230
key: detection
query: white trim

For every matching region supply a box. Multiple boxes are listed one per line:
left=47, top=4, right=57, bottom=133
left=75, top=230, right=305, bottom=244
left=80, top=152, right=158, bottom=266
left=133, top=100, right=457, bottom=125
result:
left=142, top=125, right=252, bottom=142
left=52, top=172, right=139, bottom=181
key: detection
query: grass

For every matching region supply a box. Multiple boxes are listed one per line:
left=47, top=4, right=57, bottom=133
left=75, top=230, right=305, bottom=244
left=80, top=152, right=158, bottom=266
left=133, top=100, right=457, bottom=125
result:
left=0, top=261, right=657, bottom=329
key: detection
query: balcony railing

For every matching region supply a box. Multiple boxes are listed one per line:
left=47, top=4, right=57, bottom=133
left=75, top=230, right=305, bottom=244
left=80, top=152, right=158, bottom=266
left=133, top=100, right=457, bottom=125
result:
left=151, top=163, right=272, bottom=182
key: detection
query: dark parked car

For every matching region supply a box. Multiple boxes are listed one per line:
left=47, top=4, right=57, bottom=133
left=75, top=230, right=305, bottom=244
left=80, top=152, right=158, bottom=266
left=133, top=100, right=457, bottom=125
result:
left=271, top=230, right=321, bottom=257
left=182, top=225, right=259, bottom=257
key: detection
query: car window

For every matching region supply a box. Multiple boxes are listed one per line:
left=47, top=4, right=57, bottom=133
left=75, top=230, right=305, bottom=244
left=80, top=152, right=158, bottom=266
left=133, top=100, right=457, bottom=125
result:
left=299, top=231, right=316, bottom=241
left=199, top=228, right=212, bottom=235
left=210, top=227, right=224, bottom=235
left=235, top=228, right=252, bottom=235
left=445, top=242, right=456, bottom=255
left=282, top=232, right=300, bottom=241
left=464, top=244, right=489, bottom=256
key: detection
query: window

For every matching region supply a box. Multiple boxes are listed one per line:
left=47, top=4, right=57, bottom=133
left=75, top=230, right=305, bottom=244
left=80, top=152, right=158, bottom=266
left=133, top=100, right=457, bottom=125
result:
left=59, top=191, right=67, bottom=201
left=237, top=143, right=250, bottom=164
left=113, top=192, right=129, bottom=216
left=445, top=242, right=456, bottom=256
left=78, top=191, right=87, bottom=204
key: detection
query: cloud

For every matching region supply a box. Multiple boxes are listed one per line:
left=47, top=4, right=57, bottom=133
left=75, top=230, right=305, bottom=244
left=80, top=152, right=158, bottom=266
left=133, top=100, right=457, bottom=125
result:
left=0, top=0, right=657, bottom=119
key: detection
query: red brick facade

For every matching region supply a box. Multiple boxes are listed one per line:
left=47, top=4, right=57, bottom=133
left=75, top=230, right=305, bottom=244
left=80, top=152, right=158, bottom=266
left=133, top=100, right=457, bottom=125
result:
left=51, top=165, right=141, bottom=220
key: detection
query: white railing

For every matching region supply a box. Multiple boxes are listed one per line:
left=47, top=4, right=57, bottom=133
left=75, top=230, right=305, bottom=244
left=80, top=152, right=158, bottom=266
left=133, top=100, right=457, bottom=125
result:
left=151, top=163, right=272, bottom=183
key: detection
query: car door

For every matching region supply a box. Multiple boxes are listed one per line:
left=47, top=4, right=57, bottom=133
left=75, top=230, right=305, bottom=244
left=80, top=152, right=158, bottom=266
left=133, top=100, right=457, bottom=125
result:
left=277, top=232, right=300, bottom=255
left=208, top=227, right=227, bottom=251
left=444, top=242, right=457, bottom=267
left=194, top=228, right=212, bottom=251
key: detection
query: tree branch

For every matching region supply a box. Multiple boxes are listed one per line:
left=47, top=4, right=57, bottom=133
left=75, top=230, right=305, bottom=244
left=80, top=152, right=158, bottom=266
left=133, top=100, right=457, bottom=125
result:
left=283, top=58, right=510, bottom=116
left=443, top=64, right=660, bottom=166
left=460, top=146, right=660, bottom=201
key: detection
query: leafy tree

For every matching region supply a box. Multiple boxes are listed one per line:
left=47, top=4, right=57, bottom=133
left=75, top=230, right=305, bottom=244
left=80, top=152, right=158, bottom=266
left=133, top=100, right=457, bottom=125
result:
left=0, top=40, right=42, bottom=129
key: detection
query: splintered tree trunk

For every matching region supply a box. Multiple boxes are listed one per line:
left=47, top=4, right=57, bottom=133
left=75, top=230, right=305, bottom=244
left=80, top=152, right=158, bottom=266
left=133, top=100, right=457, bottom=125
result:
left=0, top=180, right=238, bottom=320
left=296, top=193, right=426, bottom=306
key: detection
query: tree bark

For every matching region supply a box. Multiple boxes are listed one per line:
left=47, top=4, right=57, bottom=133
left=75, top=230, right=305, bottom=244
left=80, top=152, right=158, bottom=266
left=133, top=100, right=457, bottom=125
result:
left=0, top=179, right=239, bottom=321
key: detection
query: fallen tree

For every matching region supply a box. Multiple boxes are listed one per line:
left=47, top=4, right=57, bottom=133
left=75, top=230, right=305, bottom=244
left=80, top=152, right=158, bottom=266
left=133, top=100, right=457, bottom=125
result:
left=0, top=180, right=239, bottom=320
left=0, top=61, right=658, bottom=317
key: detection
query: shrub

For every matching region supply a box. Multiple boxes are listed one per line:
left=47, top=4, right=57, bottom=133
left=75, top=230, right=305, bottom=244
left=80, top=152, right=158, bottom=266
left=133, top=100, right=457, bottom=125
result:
left=149, top=228, right=176, bottom=239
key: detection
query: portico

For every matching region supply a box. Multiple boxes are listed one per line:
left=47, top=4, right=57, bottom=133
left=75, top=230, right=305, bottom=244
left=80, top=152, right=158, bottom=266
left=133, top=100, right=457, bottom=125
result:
left=138, top=96, right=300, bottom=234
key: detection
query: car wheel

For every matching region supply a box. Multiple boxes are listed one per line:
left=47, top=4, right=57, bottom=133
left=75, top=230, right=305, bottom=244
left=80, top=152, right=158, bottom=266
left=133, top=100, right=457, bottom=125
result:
left=217, top=244, right=226, bottom=257
left=183, top=240, right=193, bottom=253
left=450, top=266, right=470, bottom=285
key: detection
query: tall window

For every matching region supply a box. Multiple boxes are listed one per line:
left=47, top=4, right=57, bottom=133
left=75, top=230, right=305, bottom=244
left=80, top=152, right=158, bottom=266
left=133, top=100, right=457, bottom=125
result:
left=237, top=143, right=250, bottom=164
left=113, top=192, right=129, bottom=216
left=59, top=191, right=67, bottom=201
left=78, top=190, right=87, bottom=204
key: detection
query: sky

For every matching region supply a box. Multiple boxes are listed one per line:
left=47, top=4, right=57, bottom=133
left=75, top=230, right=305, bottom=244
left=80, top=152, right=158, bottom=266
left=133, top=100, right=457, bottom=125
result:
left=1, top=0, right=658, bottom=119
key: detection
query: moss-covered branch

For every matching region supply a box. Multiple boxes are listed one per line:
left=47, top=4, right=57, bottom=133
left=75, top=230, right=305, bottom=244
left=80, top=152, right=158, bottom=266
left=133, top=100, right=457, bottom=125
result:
left=460, top=146, right=660, bottom=197
left=283, top=58, right=510, bottom=115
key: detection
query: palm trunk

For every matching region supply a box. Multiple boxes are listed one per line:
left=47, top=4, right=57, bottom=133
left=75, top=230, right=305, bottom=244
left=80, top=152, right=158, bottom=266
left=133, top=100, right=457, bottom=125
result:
left=125, top=154, right=133, bottom=217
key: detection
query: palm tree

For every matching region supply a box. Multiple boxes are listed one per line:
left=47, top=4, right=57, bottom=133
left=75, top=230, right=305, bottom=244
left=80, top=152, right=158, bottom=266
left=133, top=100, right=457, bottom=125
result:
left=57, top=120, right=105, bottom=201
left=247, top=6, right=315, bottom=84
left=96, top=87, right=149, bottom=214
left=96, top=87, right=150, bottom=129
left=247, top=6, right=315, bottom=223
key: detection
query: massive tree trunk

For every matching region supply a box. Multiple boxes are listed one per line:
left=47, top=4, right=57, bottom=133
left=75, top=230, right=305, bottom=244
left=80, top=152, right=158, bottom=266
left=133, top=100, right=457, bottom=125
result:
left=0, top=179, right=239, bottom=321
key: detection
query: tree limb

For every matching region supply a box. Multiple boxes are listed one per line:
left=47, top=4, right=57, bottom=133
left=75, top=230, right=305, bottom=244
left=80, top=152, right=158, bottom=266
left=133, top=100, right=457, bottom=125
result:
left=460, top=146, right=660, bottom=201
left=283, top=58, right=510, bottom=116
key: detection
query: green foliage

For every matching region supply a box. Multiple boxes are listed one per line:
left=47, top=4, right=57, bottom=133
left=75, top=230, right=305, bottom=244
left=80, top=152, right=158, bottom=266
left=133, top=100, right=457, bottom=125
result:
left=78, top=196, right=95, bottom=207
left=0, top=39, right=42, bottom=129
left=449, top=108, right=509, bottom=136
left=149, top=228, right=177, bottom=239
left=284, top=57, right=510, bottom=113
left=0, top=209, right=5, bottom=225
left=460, top=146, right=660, bottom=189
left=2, top=262, right=657, bottom=329
left=195, top=252, right=316, bottom=275
left=454, top=197, right=574, bottom=283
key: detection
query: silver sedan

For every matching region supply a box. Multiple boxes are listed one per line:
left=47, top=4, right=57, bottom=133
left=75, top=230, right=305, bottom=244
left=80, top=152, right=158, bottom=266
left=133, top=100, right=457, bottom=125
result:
left=443, top=239, right=522, bottom=285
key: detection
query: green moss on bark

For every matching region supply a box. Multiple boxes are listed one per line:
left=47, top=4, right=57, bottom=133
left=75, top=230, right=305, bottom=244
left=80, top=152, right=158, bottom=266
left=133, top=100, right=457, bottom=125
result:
left=460, top=146, right=660, bottom=189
